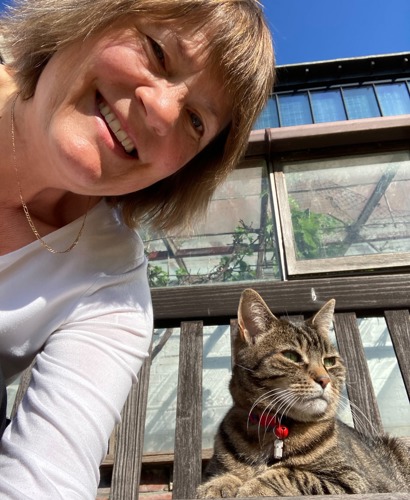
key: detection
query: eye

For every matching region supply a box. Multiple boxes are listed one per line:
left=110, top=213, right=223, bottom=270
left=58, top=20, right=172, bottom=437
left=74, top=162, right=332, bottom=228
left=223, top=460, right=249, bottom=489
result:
left=324, top=357, right=336, bottom=367
left=282, top=351, right=302, bottom=363
left=188, top=111, right=204, bottom=136
left=148, top=37, right=165, bottom=67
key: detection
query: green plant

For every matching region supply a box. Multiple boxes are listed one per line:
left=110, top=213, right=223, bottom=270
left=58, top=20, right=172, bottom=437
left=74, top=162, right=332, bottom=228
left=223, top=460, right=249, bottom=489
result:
left=290, top=198, right=345, bottom=259
left=146, top=217, right=277, bottom=287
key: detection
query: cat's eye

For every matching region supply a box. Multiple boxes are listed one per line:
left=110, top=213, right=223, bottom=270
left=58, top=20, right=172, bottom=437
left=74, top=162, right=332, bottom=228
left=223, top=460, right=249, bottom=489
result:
left=324, top=357, right=336, bottom=367
left=282, top=351, right=302, bottom=363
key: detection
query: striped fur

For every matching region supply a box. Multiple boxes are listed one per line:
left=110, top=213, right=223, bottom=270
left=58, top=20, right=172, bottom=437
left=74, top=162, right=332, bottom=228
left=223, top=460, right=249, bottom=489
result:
left=196, top=289, right=410, bottom=498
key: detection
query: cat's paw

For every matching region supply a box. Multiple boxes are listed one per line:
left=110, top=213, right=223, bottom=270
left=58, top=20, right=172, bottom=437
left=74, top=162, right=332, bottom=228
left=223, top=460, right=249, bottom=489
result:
left=196, top=474, right=242, bottom=498
left=237, top=478, right=277, bottom=497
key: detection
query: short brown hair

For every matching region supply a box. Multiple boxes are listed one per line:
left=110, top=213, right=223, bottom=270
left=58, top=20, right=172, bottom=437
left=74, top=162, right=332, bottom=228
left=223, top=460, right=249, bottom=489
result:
left=1, top=0, right=274, bottom=230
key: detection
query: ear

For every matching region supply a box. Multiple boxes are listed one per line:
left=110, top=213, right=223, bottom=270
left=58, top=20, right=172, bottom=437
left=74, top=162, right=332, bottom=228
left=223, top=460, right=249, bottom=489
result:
left=238, top=289, right=279, bottom=344
left=310, top=299, right=335, bottom=337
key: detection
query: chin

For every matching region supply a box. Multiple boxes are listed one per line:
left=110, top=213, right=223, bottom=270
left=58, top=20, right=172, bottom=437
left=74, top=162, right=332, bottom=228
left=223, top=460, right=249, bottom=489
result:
left=289, top=398, right=329, bottom=422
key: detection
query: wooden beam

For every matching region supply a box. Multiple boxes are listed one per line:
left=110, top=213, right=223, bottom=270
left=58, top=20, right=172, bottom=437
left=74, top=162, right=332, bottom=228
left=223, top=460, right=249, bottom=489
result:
left=151, top=273, right=410, bottom=325
left=173, top=322, right=203, bottom=499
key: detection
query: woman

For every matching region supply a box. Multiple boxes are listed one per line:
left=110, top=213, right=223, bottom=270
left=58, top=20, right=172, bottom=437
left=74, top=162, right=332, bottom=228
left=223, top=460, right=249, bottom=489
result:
left=0, top=0, right=274, bottom=497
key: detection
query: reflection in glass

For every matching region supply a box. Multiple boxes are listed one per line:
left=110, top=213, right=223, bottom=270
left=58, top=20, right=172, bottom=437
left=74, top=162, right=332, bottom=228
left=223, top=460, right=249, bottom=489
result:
left=143, top=325, right=233, bottom=453
left=376, top=83, right=410, bottom=116
left=328, top=324, right=354, bottom=427
left=283, top=151, right=410, bottom=260
left=143, top=328, right=180, bottom=454
left=278, top=93, right=313, bottom=126
left=358, top=317, right=410, bottom=436
left=343, top=86, right=381, bottom=119
left=253, top=96, right=280, bottom=129
left=202, top=325, right=232, bottom=448
left=142, top=160, right=280, bottom=287
left=310, top=89, right=347, bottom=123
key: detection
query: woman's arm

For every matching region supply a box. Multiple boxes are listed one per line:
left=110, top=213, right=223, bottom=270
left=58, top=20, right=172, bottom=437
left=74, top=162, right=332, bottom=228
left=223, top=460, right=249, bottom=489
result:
left=0, top=273, right=152, bottom=499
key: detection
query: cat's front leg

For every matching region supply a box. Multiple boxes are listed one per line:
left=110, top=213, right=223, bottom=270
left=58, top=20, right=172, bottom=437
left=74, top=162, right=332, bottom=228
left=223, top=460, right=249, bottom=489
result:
left=236, top=471, right=299, bottom=497
left=236, top=467, right=367, bottom=497
left=196, top=473, right=243, bottom=498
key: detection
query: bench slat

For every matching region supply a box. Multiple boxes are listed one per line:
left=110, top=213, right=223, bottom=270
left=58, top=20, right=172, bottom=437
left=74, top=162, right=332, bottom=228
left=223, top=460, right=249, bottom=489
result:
left=333, top=312, right=383, bottom=435
left=110, top=355, right=152, bottom=500
left=173, top=321, right=203, bottom=499
left=384, top=309, right=410, bottom=401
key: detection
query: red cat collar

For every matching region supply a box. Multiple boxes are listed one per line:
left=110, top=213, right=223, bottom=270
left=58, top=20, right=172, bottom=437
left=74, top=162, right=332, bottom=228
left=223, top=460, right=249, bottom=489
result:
left=249, top=413, right=289, bottom=439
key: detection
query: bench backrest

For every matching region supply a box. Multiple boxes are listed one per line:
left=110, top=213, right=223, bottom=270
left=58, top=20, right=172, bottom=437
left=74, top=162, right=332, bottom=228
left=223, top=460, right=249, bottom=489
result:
left=12, top=275, right=410, bottom=500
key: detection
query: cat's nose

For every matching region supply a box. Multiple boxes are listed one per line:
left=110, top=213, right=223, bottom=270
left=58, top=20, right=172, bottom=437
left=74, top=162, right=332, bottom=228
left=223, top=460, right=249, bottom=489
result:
left=315, top=375, right=330, bottom=389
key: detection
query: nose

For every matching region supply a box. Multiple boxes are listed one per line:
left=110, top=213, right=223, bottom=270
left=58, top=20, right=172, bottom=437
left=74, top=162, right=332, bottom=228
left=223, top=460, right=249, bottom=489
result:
left=315, top=375, right=330, bottom=389
left=136, top=82, right=186, bottom=136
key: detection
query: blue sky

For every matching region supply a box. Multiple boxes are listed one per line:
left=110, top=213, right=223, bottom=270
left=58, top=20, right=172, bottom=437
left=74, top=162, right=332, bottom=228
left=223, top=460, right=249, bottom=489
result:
left=0, top=0, right=408, bottom=66
left=261, top=0, right=410, bottom=65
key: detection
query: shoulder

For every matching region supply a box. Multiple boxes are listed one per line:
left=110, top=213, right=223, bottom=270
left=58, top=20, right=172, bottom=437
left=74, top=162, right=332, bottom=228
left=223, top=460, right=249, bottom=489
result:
left=54, top=199, right=146, bottom=276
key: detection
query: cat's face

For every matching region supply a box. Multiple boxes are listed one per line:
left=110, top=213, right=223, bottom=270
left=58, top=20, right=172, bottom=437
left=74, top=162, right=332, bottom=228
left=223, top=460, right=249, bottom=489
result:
left=231, top=289, right=346, bottom=423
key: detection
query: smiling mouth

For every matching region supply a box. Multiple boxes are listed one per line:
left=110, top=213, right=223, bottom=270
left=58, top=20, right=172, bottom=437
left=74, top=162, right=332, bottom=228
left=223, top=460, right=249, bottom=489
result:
left=98, top=100, right=137, bottom=157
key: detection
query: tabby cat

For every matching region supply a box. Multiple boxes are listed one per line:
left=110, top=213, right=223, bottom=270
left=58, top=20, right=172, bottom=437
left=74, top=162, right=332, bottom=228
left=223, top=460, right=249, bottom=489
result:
left=197, top=288, right=410, bottom=498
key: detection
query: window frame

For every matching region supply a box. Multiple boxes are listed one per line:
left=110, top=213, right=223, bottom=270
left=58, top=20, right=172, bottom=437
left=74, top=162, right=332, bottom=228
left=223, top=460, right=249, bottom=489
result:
left=249, top=115, right=410, bottom=277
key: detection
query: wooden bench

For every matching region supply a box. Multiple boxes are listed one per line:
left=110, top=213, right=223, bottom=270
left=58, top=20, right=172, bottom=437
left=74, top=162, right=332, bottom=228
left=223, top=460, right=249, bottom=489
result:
left=12, top=274, right=410, bottom=500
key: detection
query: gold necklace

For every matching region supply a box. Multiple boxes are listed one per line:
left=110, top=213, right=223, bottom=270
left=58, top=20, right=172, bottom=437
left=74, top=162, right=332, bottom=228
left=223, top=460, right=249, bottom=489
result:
left=11, top=92, right=90, bottom=254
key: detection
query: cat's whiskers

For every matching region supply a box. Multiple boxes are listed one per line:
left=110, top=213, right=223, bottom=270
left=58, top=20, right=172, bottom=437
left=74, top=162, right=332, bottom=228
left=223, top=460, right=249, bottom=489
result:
left=235, top=363, right=255, bottom=373
left=247, top=388, right=287, bottom=438
left=259, top=396, right=289, bottom=445
left=254, top=391, right=299, bottom=447
left=248, top=387, right=287, bottom=417
left=338, top=394, right=381, bottom=438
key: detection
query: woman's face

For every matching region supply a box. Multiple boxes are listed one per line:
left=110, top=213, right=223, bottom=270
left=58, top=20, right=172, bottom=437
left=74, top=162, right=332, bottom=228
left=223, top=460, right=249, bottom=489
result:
left=26, top=18, right=232, bottom=196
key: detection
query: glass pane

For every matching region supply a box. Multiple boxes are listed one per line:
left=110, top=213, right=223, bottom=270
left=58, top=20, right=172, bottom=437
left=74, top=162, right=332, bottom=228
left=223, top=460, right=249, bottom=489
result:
left=358, top=317, right=410, bottom=436
left=144, top=324, right=233, bottom=454
left=328, top=323, right=354, bottom=427
left=143, top=328, right=180, bottom=454
left=202, top=325, right=232, bottom=449
left=343, top=86, right=381, bottom=119
left=278, top=93, right=313, bottom=126
left=376, top=82, right=410, bottom=116
left=142, top=160, right=280, bottom=287
left=253, top=97, right=280, bottom=129
left=310, top=89, right=347, bottom=123
left=283, top=150, right=410, bottom=261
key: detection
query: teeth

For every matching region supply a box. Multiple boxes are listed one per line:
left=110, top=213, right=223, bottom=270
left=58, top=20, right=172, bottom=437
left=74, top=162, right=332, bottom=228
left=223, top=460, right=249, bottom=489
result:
left=98, top=101, right=135, bottom=154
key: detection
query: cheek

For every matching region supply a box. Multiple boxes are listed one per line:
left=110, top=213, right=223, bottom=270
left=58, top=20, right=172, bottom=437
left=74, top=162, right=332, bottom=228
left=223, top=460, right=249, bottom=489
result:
left=93, top=32, right=148, bottom=78
left=153, top=137, right=196, bottom=177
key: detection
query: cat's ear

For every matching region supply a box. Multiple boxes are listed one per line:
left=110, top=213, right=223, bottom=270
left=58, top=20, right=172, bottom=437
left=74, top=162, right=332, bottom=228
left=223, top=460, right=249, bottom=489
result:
left=238, top=289, right=279, bottom=344
left=310, top=299, right=336, bottom=337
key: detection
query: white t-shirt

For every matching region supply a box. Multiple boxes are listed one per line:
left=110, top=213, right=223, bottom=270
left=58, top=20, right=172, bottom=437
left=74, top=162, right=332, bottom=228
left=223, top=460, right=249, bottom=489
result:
left=0, top=200, right=153, bottom=499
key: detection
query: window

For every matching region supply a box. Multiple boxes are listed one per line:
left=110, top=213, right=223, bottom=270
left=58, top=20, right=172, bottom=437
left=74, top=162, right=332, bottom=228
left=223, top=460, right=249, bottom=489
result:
left=310, top=89, right=347, bottom=123
left=143, top=160, right=280, bottom=287
left=342, top=86, right=381, bottom=119
left=278, top=93, right=313, bottom=126
left=358, top=317, right=410, bottom=436
left=252, top=81, right=410, bottom=131
left=376, top=83, right=410, bottom=116
left=253, top=96, right=280, bottom=129
left=275, top=149, right=410, bottom=275
left=143, top=324, right=232, bottom=454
